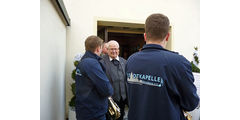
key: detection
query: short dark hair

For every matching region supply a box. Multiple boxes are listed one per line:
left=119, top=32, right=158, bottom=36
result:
left=85, top=35, right=103, bottom=52
left=145, top=13, right=170, bottom=41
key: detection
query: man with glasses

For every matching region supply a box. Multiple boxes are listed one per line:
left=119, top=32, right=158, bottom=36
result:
left=101, top=40, right=128, bottom=120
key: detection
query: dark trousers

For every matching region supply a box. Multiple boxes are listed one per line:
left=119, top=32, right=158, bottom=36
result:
left=76, top=112, right=106, bottom=120
left=115, top=98, right=128, bottom=120
left=98, top=114, right=106, bottom=120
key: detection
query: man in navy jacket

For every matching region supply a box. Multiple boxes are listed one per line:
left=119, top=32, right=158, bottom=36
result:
left=75, top=35, right=113, bottom=120
left=126, top=13, right=199, bottom=120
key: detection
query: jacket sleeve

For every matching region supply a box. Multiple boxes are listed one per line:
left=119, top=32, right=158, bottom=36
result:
left=168, top=56, right=199, bottom=111
left=82, top=59, right=113, bottom=97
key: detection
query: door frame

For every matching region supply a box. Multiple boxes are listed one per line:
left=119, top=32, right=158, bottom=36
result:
left=94, top=17, right=173, bottom=50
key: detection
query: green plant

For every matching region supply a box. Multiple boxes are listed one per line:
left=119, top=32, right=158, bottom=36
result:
left=191, top=47, right=200, bottom=73
left=69, top=60, right=79, bottom=107
left=191, top=62, right=200, bottom=73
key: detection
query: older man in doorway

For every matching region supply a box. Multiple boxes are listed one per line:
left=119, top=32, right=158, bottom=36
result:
left=101, top=40, right=128, bottom=120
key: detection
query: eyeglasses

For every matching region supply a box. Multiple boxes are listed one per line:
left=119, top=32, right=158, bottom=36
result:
left=108, top=48, right=119, bottom=51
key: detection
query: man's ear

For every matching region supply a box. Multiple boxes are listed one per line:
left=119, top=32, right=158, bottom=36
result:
left=144, top=33, right=147, bottom=42
left=95, top=46, right=101, bottom=53
left=165, top=33, right=170, bottom=41
left=96, top=47, right=99, bottom=52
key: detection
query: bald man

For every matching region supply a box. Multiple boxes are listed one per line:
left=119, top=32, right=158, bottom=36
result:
left=101, top=42, right=109, bottom=57
left=100, top=40, right=128, bottom=120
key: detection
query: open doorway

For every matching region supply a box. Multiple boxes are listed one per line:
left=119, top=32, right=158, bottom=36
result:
left=97, top=20, right=172, bottom=59
left=108, top=32, right=145, bottom=59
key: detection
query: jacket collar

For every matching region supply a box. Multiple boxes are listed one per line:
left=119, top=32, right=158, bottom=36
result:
left=83, top=51, right=101, bottom=61
left=141, top=44, right=167, bottom=51
left=109, top=56, right=119, bottom=61
left=141, top=44, right=178, bottom=54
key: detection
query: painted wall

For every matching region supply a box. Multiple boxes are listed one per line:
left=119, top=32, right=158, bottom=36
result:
left=63, top=0, right=199, bottom=117
left=40, top=0, right=66, bottom=120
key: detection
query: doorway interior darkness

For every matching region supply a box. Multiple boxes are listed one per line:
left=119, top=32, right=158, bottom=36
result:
left=97, top=20, right=172, bottom=60
left=108, top=32, right=145, bottom=59
left=97, top=21, right=145, bottom=60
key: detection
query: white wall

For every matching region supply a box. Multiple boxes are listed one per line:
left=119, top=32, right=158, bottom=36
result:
left=41, top=0, right=66, bottom=120
left=63, top=0, right=199, bottom=117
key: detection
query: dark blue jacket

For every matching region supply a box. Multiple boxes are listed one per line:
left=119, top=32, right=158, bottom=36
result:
left=75, top=51, right=113, bottom=120
left=126, top=44, right=199, bottom=120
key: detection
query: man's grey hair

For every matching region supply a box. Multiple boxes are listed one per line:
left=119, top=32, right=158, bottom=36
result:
left=107, top=40, right=119, bottom=48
